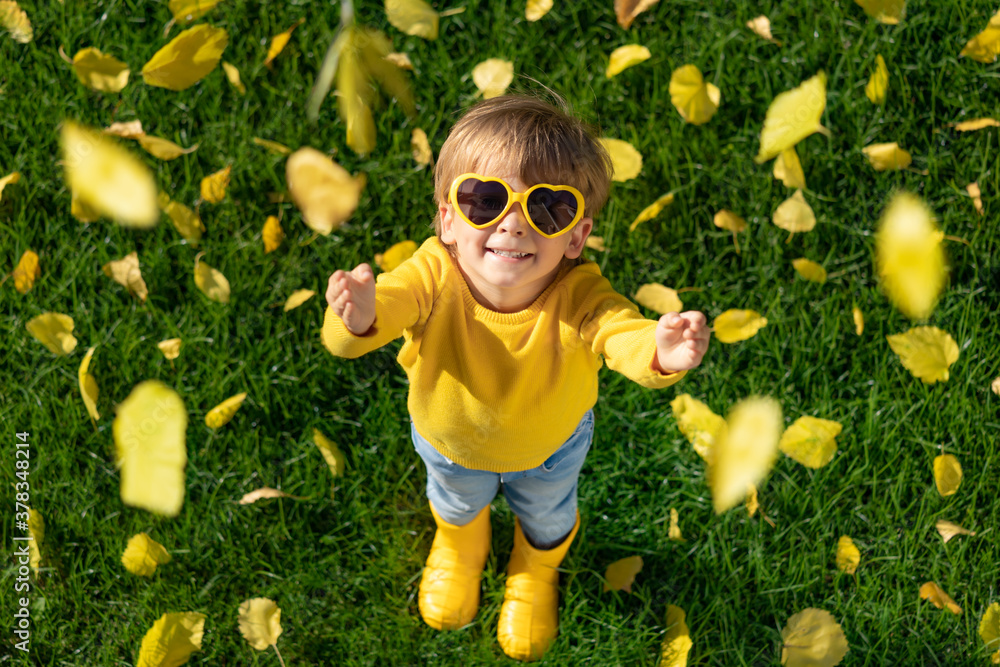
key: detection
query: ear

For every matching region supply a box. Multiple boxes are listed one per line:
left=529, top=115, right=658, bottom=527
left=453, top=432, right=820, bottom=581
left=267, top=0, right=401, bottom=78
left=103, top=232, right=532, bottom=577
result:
left=563, top=217, right=594, bottom=259
left=438, top=202, right=456, bottom=244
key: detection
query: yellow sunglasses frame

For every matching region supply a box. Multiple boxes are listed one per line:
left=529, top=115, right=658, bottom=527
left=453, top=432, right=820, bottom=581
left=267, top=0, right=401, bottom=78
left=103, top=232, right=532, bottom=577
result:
left=448, top=173, right=586, bottom=239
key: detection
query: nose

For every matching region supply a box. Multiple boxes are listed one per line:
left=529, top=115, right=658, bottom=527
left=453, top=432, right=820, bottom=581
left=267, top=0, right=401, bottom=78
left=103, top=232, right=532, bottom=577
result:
left=496, top=202, right=528, bottom=237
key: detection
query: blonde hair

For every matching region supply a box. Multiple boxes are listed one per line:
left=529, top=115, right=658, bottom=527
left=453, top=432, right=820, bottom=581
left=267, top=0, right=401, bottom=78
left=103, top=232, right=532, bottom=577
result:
left=433, top=95, right=613, bottom=256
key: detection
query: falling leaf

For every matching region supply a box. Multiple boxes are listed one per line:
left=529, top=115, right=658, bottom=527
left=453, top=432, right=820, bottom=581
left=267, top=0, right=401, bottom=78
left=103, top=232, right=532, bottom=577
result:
left=919, top=581, right=962, bottom=614
left=71, top=189, right=100, bottom=222
left=122, top=533, right=172, bottom=577
left=264, top=17, right=304, bottom=67
left=472, top=58, right=514, bottom=98
left=136, top=612, right=205, bottom=667
left=774, top=147, right=806, bottom=189
left=286, top=147, right=366, bottom=235
left=669, top=65, right=720, bottom=125
left=886, top=327, right=959, bottom=384
left=755, top=72, right=828, bottom=164
left=262, top=216, right=284, bottom=253
left=158, top=192, right=205, bottom=246
left=0, top=170, right=20, bottom=202
left=61, top=121, right=158, bottom=227
left=670, top=394, right=725, bottom=461
left=13, top=249, right=40, bottom=294
left=779, top=416, right=842, bottom=468
left=221, top=61, right=245, bottom=94
left=709, top=396, right=783, bottom=513
left=865, top=55, right=888, bottom=104
left=239, top=487, right=305, bottom=504
left=168, top=0, right=221, bottom=23
left=205, top=392, right=247, bottom=429
left=158, top=338, right=182, bottom=360
left=603, top=555, right=643, bottom=593
left=142, top=24, right=229, bottom=91
left=600, top=138, right=642, bottom=182
left=78, top=345, right=100, bottom=422
left=713, top=309, right=768, bottom=344
left=26, top=313, right=78, bottom=355
left=104, top=120, right=145, bottom=139
left=668, top=508, right=684, bottom=541
left=852, top=307, right=864, bottom=336
left=979, top=603, right=1000, bottom=663
left=239, top=598, right=283, bottom=650
left=855, top=0, right=905, bottom=24
left=835, top=536, right=860, bottom=574
left=629, top=193, right=674, bottom=231
left=586, top=236, right=606, bottom=251
left=313, top=428, right=346, bottom=478
left=136, top=135, right=199, bottom=160
left=252, top=137, right=292, bottom=155
left=411, top=128, right=433, bottom=167
left=746, top=15, right=780, bottom=45
left=614, top=0, right=660, bottom=29
left=71, top=47, right=130, bottom=92
left=793, top=258, right=827, bottom=284
left=193, top=254, right=231, bottom=303
left=967, top=182, right=984, bottom=216
left=875, top=192, right=946, bottom=320
left=0, top=0, right=32, bottom=43
left=781, top=608, right=849, bottom=667
left=607, top=44, right=652, bottom=78
left=746, top=485, right=759, bottom=517
left=201, top=165, right=231, bottom=203
left=384, top=52, right=413, bottom=69
left=385, top=0, right=439, bottom=40
left=933, top=454, right=962, bottom=497
left=773, top=190, right=816, bottom=240
left=634, top=284, right=683, bottom=316
left=960, top=9, right=1000, bottom=63
left=936, top=520, right=975, bottom=543
left=283, top=289, right=316, bottom=312
left=114, top=380, right=187, bottom=517
left=103, top=252, right=149, bottom=301
left=375, top=240, right=418, bottom=272
left=660, top=604, right=693, bottom=667
left=26, top=509, right=43, bottom=572
left=525, top=0, right=552, bottom=21
left=862, top=142, right=911, bottom=170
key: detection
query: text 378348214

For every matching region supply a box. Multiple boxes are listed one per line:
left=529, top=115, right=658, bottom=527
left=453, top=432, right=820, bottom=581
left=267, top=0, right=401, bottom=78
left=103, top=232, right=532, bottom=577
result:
left=13, top=431, right=31, bottom=653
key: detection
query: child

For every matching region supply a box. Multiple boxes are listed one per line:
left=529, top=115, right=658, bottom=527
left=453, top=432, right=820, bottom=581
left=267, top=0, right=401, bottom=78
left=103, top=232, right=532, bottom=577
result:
left=322, top=95, right=710, bottom=661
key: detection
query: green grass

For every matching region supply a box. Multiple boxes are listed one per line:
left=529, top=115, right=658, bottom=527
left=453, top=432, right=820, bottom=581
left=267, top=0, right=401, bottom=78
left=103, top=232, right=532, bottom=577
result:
left=2, top=0, right=999, bottom=664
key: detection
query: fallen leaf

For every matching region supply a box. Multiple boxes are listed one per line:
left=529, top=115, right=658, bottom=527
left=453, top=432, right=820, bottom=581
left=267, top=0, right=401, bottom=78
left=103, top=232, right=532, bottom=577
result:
left=713, top=309, right=768, bottom=344
left=660, top=604, right=693, bottom=667
left=634, top=284, right=683, bottom=316
left=411, top=128, right=433, bottom=167
left=793, top=258, right=827, bottom=284
left=158, top=338, right=182, bottom=360
left=114, top=380, right=187, bottom=517
left=136, top=612, right=205, bottom=667
left=526, top=0, right=552, bottom=21
left=122, top=533, right=172, bottom=577
left=585, top=236, right=606, bottom=251
left=384, top=52, right=413, bottom=69
left=78, top=345, right=100, bottom=422
left=313, top=428, right=346, bottom=478
left=865, top=54, right=888, bottom=104
left=142, top=24, right=229, bottom=91
left=262, top=215, right=284, bottom=253
left=714, top=209, right=746, bottom=253
left=607, top=44, right=651, bottom=78
left=26, top=313, right=78, bottom=355
left=852, top=307, right=864, bottom=335
left=600, top=138, right=642, bottom=182
left=239, top=487, right=305, bottom=504
left=746, top=484, right=759, bottom=517
left=158, top=192, right=205, bottom=245
left=603, top=555, right=643, bottom=593
left=286, top=147, right=366, bottom=235
left=1, top=0, right=32, bottom=43
left=614, top=0, right=660, bottom=30
left=746, top=15, right=780, bottom=45
left=103, top=251, right=149, bottom=301
left=875, top=192, right=946, bottom=320
left=193, top=254, right=231, bottom=303
left=629, top=193, right=674, bottom=231
left=385, top=0, right=439, bottom=40
left=967, top=182, right=984, bottom=216
left=201, top=165, right=231, bottom=203
left=72, top=47, right=130, bottom=92
left=979, top=603, right=1000, bottom=663
left=0, top=170, right=20, bottom=203
left=936, top=520, right=975, bottom=543
left=168, top=0, right=221, bottom=23
left=137, top=135, right=199, bottom=160
left=933, top=454, right=962, bottom=497
left=27, top=509, right=43, bottom=572
left=239, top=598, right=283, bottom=650
left=710, top=396, right=783, bottom=513
left=472, top=58, right=514, bottom=98
left=886, top=326, right=959, bottom=384
left=953, top=118, right=999, bottom=131
left=669, top=65, right=720, bottom=125
left=755, top=71, right=828, bottom=164
left=773, top=190, right=816, bottom=240
left=835, top=536, right=860, bottom=574
left=221, top=61, right=245, bottom=94
left=779, top=416, right=842, bottom=468
left=670, top=393, right=725, bottom=461
left=264, top=17, right=304, bottom=67
left=855, top=0, right=905, bottom=24
left=205, top=392, right=247, bottom=429
left=919, top=581, right=962, bottom=614
left=668, top=508, right=684, bottom=541
left=375, top=240, right=418, bottom=272
left=252, top=137, right=292, bottom=154
left=774, top=147, right=806, bottom=189
left=781, top=608, right=849, bottom=667
left=104, top=120, right=145, bottom=139
left=961, top=9, right=1000, bottom=63
left=13, top=249, right=40, bottom=294
left=862, top=142, right=911, bottom=170
left=283, top=289, right=316, bottom=312
left=992, top=377, right=1000, bottom=396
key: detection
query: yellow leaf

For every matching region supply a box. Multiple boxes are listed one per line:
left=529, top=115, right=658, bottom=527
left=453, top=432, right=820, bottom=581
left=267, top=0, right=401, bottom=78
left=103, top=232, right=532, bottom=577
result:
left=0, top=0, right=32, bottom=43
left=238, top=598, right=283, bottom=650
left=713, top=309, right=768, bottom=344
left=526, top=0, right=553, bottom=21
left=384, top=52, right=413, bottom=69
left=385, top=0, right=439, bottom=40
left=0, top=170, right=20, bottom=202
left=286, top=147, right=365, bottom=235
left=835, top=535, right=860, bottom=574
left=862, top=142, right=911, bottom=171
left=967, top=182, right=984, bottom=216
left=313, top=428, right=347, bottom=478
left=264, top=17, right=304, bottom=67
left=779, top=416, right=842, bottom=468
left=781, top=608, right=849, bottom=667
left=252, top=137, right=292, bottom=155
left=961, top=10, right=1000, bottom=63
left=774, top=147, right=806, bottom=189
left=852, top=307, right=864, bottom=336
left=669, top=65, right=720, bottom=125
left=933, top=454, right=962, bottom=497
left=61, top=121, right=158, bottom=227
left=586, top=236, right=606, bottom=251
left=472, top=58, right=514, bottom=98
left=159, top=192, right=205, bottom=246
left=600, top=138, right=643, bottom=182
left=375, top=240, right=418, bottom=272
left=193, top=254, right=231, bottom=303
left=992, top=377, right=1000, bottom=396
left=102, top=251, right=149, bottom=301
left=886, top=326, right=959, bottom=384
left=746, top=15, right=780, bottom=45
left=201, top=165, right=231, bottom=203
left=755, top=72, right=828, bottom=164
left=78, top=345, right=100, bottom=422
left=634, top=284, right=683, bottom=315
left=629, top=193, right=674, bottom=231
left=875, top=192, right=945, bottom=320
left=713, top=209, right=745, bottom=232
left=27, top=509, right=43, bottom=572
left=919, top=581, right=962, bottom=614
left=122, top=533, right=172, bottom=577
left=72, top=47, right=130, bottom=93
left=614, top=0, right=660, bottom=30
left=855, top=0, right=905, bottom=24
left=603, top=555, right=643, bottom=593
left=865, top=55, right=888, bottom=104
left=205, top=392, right=247, bottom=429
left=411, top=128, right=433, bottom=167
left=136, top=135, right=198, bottom=160
left=953, top=118, right=1000, bottom=131
left=660, top=604, right=693, bottom=667
left=668, top=507, right=684, bottom=541
left=980, top=603, right=1000, bottom=663
left=283, top=289, right=316, bottom=312
left=158, top=338, right=182, bottom=360
left=792, top=258, right=827, bottom=284
left=746, top=484, right=759, bottom=516
left=936, top=520, right=975, bottom=543
left=114, top=381, right=187, bottom=517
left=13, top=249, right=40, bottom=294
left=104, top=120, right=145, bottom=139
left=141, top=24, right=229, bottom=91
left=607, top=44, right=651, bottom=78
left=26, top=313, right=78, bottom=355
left=137, top=612, right=205, bottom=667
left=262, top=215, right=284, bottom=253
left=670, top=394, right=725, bottom=461
left=239, top=487, right=304, bottom=504
left=709, top=396, right=783, bottom=514
left=221, top=61, right=245, bottom=94
left=71, top=189, right=101, bottom=223
left=773, top=190, right=816, bottom=237
left=168, top=0, right=221, bottom=23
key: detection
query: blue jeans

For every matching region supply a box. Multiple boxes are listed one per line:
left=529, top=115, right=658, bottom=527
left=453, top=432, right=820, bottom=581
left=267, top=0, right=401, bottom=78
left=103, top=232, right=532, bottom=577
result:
left=411, top=410, right=594, bottom=548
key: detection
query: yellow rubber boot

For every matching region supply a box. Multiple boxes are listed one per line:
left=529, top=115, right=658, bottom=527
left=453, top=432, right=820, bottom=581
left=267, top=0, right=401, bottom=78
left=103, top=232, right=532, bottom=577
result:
left=418, top=503, right=492, bottom=630
left=497, top=512, right=580, bottom=661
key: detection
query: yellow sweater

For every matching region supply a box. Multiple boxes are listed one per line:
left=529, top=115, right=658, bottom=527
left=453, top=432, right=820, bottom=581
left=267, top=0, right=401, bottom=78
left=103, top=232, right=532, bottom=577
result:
left=322, top=238, right=685, bottom=472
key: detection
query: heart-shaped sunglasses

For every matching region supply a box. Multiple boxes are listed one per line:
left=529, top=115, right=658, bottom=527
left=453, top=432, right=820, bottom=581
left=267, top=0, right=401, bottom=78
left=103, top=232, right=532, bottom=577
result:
left=448, top=173, right=585, bottom=239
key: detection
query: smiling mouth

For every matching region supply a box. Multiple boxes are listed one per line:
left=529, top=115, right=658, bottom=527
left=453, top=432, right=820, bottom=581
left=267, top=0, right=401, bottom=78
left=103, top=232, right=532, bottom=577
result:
left=487, top=248, right=533, bottom=259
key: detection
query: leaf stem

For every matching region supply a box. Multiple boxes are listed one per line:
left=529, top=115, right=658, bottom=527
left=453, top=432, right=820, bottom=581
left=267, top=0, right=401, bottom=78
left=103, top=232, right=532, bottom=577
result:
left=274, top=644, right=286, bottom=667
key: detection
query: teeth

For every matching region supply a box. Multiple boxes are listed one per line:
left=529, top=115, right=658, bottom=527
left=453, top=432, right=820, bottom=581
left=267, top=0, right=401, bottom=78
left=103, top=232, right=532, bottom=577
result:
left=490, top=249, right=530, bottom=258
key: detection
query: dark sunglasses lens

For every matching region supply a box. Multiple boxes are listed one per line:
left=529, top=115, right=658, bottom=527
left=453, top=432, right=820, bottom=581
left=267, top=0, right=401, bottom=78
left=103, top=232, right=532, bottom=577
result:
left=456, top=178, right=509, bottom=226
left=526, top=188, right=579, bottom=235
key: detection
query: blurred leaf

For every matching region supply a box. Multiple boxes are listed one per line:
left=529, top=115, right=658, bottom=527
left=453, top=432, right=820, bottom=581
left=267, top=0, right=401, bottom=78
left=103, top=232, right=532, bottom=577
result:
left=473, top=58, right=514, bottom=98
left=774, top=147, right=806, bottom=189
left=629, top=193, right=674, bottom=231
left=526, top=0, right=552, bottom=21
left=967, top=182, right=984, bottom=216
left=713, top=309, right=767, bottom=344
left=600, top=138, right=642, bottom=182
left=669, top=64, right=720, bottom=125
left=252, top=137, right=292, bottom=154
left=865, top=54, right=888, bottom=104
left=781, top=608, right=849, bottom=667
left=919, top=581, right=962, bottom=614
left=852, top=307, right=864, bottom=335
left=1, top=0, right=32, bottom=43
left=286, top=148, right=365, bottom=235
left=659, top=604, right=693, bottom=667
left=862, top=142, right=911, bottom=170
left=375, top=240, right=418, bottom=272
left=634, top=284, right=683, bottom=315
left=137, top=135, right=198, bottom=160
left=670, top=393, right=724, bottom=461
left=835, top=536, right=860, bottom=574
left=104, top=120, right=145, bottom=139
left=614, top=0, right=659, bottom=29
left=193, top=254, right=231, bottom=303
left=411, top=128, right=433, bottom=167
left=709, top=396, right=783, bottom=513
left=283, top=289, right=316, bottom=312
left=72, top=47, right=130, bottom=92
left=875, top=192, right=945, bottom=320
left=746, top=15, right=780, bottom=44
left=607, top=44, right=651, bottom=78
left=960, top=9, right=1000, bottom=63
left=886, top=326, right=958, bottom=384
left=313, top=428, right=347, bottom=478
left=239, top=487, right=305, bottom=504
left=158, top=192, right=205, bottom=245
left=603, top=555, right=642, bottom=593
left=384, top=52, right=413, bottom=69
left=102, top=252, right=149, bottom=301
left=933, top=454, right=962, bottom=496
left=0, top=170, right=20, bottom=202
left=142, top=24, right=229, bottom=90
left=855, top=0, right=904, bottom=23
left=201, top=165, right=231, bottom=203
left=264, top=17, right=304, bottom=67
left=746, top=484, right=759, bottom=517
left=668, top=507, right=684, bottom=541
left=954, top=118, right=1000, bottom=131
left=935, top=520, right=975, bottom=543
left=772, top=190, right=816, bottom=239
left=979, top=603, right=1000, bottom=662
left=779, top=416, right=842, bottom=468
left=27, top=509, right=43, bottom=572
left=158, top=338, right=182, bottom=360
left=168, top=0, right=221, bottom=23
left=122, top=533, right=172, bottom=577
left=755, top=71, right=827, bottom=163
left=221, top=61, right=245, bottom=94
left=792, top=257, right=827, bottom=283
left=26, top=313, right=77, bottom=355
left=205, top=392, right=247, bottom=429
left=385, top=0, right=439, bottom=39
left=13, top=249, right=40, bottom=294
left=585, top=236, right=606, bottom=251
left=136, top=612, right=205, bottom=667
left=262, top=216, right=284, bottom=253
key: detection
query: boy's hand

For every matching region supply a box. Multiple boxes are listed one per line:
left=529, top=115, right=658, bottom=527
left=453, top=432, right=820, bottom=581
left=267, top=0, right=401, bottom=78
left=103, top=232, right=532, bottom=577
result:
left=326, top=263, right=376, bottom=335
left=653, top=311, right=710, bottom=373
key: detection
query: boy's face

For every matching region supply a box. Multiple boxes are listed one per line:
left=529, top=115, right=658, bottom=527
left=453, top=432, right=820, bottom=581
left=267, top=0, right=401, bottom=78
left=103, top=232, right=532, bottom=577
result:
left=438, top=168, right=593, bottom=313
